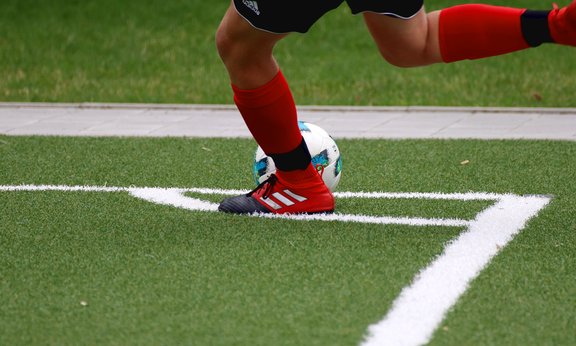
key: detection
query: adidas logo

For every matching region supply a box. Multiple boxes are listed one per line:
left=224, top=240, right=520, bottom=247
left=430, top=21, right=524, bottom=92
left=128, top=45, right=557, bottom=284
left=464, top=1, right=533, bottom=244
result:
left=242, top=0, right=260, bottom=15
left=260, top=189, right=307, bottom=211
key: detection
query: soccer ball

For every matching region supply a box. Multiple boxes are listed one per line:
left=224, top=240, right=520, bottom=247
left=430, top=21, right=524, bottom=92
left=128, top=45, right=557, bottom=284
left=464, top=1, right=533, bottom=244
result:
left=253, top=121, right=343, bottom=191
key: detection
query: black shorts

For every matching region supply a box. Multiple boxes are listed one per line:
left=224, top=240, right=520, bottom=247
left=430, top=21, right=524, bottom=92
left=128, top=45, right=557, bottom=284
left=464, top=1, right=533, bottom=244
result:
left=233, top=0, right=424, bottom=34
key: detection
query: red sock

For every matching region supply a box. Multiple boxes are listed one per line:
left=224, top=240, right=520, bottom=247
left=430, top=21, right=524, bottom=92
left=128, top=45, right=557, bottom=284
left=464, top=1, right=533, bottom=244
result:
left=232, top=70, right=302, bottom=155
left=439, top=4, right=529, bottom=62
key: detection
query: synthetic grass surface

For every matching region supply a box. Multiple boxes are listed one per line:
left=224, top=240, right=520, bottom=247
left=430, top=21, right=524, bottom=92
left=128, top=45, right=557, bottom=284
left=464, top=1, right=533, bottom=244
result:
left=1, top=136, right=575, bottom=345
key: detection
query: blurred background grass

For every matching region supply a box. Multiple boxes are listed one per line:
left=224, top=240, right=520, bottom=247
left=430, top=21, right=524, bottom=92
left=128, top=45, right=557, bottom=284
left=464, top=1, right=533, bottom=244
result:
left=0, top=0, right=574, bottom=106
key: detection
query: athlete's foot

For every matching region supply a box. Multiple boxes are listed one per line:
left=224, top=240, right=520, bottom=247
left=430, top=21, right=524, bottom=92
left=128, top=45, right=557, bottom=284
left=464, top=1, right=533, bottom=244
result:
left=218, top=165, right=334, bottom=215
left=549, top=1, right=576, bottom=45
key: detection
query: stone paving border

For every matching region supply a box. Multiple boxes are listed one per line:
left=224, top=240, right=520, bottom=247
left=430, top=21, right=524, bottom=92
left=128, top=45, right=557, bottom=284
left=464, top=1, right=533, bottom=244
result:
left=1, top=102, right=575, bottom=140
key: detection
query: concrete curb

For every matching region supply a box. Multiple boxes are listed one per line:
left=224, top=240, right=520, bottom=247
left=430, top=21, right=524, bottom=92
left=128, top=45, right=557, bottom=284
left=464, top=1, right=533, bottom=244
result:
left=2, top=101, right=576, bottom=114
left=1, top=102, right=575, bottom=140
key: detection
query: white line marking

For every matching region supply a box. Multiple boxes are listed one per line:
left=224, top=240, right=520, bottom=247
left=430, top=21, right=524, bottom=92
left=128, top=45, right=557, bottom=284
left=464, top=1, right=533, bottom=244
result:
left=0, top=184, right=552, bottom=345
left=258, top=212, right=469, bottom=228
left=0, top=184, right=128, bottom=192
left=0, top=184, right=477, bottom=227
left=129, top=188, right=218, bottom=212
left=361, top=194, right=551, bottom=346
left=334, top=191, right=507, bottom=201
left=0, top=184, right=513, bottom=200
left=0, top=184, right=509, bottom=201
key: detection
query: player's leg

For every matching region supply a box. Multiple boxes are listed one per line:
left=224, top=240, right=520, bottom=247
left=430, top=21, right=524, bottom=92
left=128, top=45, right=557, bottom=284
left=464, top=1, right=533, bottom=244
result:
left=216, top=4, right=284, bottom=88
left=361, top=1, right=576, bottom=66
left=437, top=1, right=576, bottom=63
left=362, top=7, right=442, bottom=67
left=216, top=3, right=302, bottom=156
left=216, top=3, right=334, bottom=214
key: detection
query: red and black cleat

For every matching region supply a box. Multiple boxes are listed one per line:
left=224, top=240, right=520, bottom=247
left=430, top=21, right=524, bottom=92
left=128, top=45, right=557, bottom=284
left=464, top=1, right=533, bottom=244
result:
left=219, top=171, right=334, bottom=215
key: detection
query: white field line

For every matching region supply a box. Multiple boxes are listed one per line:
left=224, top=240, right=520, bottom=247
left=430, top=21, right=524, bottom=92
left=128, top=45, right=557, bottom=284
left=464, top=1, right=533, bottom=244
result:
left=129, top=188, right=219, bottom=213
left=0, top=184, right=491, bottom=227
left=0, top=184, right=552, bottom=345
left=361, top=194, right=551, bottom=346
left=257, top=212, right=469, bottom=227
left=0, top=184, right=510, bottom=201
left=334, top=191, right=507, bottom=201
left=0, top=184, right=129, bottom=192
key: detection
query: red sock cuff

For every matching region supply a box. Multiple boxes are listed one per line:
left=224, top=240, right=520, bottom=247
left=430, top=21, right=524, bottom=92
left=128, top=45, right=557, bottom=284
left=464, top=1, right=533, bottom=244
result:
left=232, top=71, right=289, bottom=108
left=277, top=163, right=322, bottom=187
left=232, top=70, right=303, bottom=155
left=439, top=4, right=529, bottom=62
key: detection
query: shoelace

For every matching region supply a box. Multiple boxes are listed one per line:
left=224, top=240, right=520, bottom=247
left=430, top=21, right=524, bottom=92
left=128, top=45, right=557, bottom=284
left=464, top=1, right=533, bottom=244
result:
left=247, top=174, right=278, bottom=199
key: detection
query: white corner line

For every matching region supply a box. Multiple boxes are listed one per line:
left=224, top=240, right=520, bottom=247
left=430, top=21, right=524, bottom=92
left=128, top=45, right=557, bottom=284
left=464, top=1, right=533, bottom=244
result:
left=361, top=194, right=552, bottom=346
left=0, top=184, right=502, bottom=227
left=0, top=184, right=553, bottom=344
left=0, top=184, right=511, bottom=200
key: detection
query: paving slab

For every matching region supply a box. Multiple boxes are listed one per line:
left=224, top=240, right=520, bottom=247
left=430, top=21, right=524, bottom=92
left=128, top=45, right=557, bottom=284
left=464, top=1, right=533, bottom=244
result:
left=0, top=102, right=575, bottom=140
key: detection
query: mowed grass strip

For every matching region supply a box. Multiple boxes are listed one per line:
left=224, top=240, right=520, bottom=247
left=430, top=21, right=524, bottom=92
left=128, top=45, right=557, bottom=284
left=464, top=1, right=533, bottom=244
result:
left=1, top=136, right=575, bottom=345
left=0, top=0, right=574, bottom=106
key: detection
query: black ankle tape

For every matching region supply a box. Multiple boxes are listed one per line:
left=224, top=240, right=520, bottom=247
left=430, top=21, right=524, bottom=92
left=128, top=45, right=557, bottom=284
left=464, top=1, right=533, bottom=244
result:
left=521, top=10, right=553, bottom=47
left=269, top=138, right=311, bottom=171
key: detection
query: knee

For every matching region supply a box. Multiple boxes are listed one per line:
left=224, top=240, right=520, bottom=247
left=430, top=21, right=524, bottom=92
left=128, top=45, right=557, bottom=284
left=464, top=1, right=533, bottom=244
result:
left=215, top=24, right=235, bottom=64
left=215, top=22, right=280, bottom=87
left=371, top=35, right=440, bottom=68
left=215, top=23, right=272, bottom=69
left=377, top=46, right=424, bottom=68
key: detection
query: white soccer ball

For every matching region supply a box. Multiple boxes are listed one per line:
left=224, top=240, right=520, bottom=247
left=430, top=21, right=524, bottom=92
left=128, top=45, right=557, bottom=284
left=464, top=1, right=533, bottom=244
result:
left=253, top=121, right=343, bottom=191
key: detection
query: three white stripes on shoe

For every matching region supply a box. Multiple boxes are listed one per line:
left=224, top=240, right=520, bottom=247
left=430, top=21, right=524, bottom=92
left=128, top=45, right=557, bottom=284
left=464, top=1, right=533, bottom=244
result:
left=260, top=189, right=307, bottom=210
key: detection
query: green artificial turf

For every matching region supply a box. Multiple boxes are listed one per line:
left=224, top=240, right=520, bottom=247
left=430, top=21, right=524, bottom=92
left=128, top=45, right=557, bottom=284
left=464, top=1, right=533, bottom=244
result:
left=1, top=136, right=575, bottom=345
